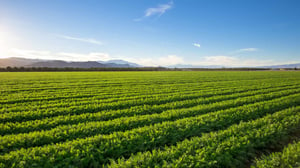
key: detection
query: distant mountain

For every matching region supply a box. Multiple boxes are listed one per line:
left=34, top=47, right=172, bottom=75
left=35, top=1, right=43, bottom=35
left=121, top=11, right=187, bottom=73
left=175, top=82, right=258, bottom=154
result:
left=0, top=57, right=41, bottom=67
left=0, top=57, right=140, bottom=68
left=28, top=60, right=137, bottom=68
left=27, top=60, right=107, bottom=68
left=258, top=63, right=300, bottom=69
left=98, top=59, right=141, bottom=67
left=1, top=57, right=299, bottom=69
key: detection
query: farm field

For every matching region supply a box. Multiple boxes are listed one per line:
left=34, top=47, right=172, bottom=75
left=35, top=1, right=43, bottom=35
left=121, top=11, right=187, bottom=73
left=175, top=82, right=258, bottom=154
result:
left=0, top=71, right=300, bottom=168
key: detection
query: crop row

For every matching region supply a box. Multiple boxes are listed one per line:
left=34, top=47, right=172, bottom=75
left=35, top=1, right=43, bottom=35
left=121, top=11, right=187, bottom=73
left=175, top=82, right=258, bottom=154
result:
left=1, top=84, right=297, bottom=135
left=2, top=74, right=298, bottom=105
left=2, top=75, right=254, bottom=102
left=107, top=106, right=300, bottom=168
left=2, top=77, right=294, bottom=111
left=252, top=140, right=300, bottom=168
left=1, top=78, right=260, bottom=111
left=1, top=81, right=298, bottom=124
left=1, top=78, right=269, bottom=113
left=1, top=88, right=298, bottom=153
left=2, top=71, right=286, bottom=92
left=0, top=93, right=299, bottom=167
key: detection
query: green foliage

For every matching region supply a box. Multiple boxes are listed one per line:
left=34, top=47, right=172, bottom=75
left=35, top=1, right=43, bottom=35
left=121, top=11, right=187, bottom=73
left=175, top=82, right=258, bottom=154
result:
left=252, top=140, right=300, bottom=168
left=0, top=71, right=300, bottom=168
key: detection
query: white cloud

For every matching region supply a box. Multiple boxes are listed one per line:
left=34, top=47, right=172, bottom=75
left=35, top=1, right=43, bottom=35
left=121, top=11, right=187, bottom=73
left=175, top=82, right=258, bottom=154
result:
left=193, top=43, right=201, bottom=48
left=203, top=56, right=238, bottom=65
left=236, top=48, right=258, bottom=52
left=158, top=55, right=184, bottom=65
left=125, top=55, right=184, bottom=67
left=191, top=55, right=280, bottom=67
left=58, top=52, right=110, bottom=61
left=229, top=48, right=259, bottom=55
left=127, top=55, right=285, bottom=67
left=10, top=48, right=110, bottom=61
left=145, top=2, right=173, bottom=17
left=55, top=34, right=103, bottom=45
left=10, top=48, right=52, bottom=59
left=134, top=2, right=173, bottom=21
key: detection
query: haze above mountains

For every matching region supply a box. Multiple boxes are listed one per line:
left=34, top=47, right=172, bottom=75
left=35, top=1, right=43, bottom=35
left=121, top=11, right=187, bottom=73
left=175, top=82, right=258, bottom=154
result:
left=0, top=57, right=299, bottom=69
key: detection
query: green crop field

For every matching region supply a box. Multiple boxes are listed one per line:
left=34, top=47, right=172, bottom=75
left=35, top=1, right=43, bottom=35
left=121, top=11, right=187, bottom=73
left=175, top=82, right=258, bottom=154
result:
left=0, top=71, right=300, bottom=168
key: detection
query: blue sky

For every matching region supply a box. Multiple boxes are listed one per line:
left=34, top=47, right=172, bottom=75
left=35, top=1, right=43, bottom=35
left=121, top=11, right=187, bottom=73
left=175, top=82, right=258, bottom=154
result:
left=0, top=0, right=299, bottom=66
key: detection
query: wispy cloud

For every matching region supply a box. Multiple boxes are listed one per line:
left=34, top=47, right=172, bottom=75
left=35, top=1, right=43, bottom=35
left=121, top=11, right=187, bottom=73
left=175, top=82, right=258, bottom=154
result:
left=10, top=48, right=110, bottom=61
left=203, top=56, right=238, bottom=65
left=134, top=2, right=173, bottom=21
left=58, top=52, right=110, bottom=61
left=229, top=48, right=259, bottom=55
left=55, top=34, right=103, bottom=45
left=145, top=2, right=173, bottom=17
left=158, top=55, right=183, bottom=66
left=230, top=48, right=259, bottom=54
left=236, top=48, right=258, bottom=52
left=10, top=48, right=51, bottom=58
left=125, top=55, right=184, bottom=67
left=126, top=55, right=285, bottom=67
left=193, top=43, right=201, bottom=48
left=191, top=55, right=278, bottom=67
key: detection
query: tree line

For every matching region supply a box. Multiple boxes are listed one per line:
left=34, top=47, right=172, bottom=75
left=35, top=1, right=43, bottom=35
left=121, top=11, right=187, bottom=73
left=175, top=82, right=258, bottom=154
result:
left=0, top=66, right=298, bottom=72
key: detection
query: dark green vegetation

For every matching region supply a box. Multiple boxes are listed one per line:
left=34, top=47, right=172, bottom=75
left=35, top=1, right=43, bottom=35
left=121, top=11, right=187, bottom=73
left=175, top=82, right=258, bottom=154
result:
left=252, top=140, right=300, bottom=168
left=0, top=71, right=300, bottom=168
left=1, top=66, right=297, bottom=72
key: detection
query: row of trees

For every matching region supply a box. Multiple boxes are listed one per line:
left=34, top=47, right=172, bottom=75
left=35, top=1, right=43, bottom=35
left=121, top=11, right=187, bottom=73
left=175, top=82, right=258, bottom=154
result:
left=0, top=66, right=170, bottom=72
left=0, top=66, right=298, bottom=72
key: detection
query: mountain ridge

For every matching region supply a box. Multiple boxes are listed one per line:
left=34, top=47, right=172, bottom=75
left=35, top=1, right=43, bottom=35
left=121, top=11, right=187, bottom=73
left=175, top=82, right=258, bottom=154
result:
left=0, top=57, right=299, bottom=68
left=0, top=57, right=140, bottom=68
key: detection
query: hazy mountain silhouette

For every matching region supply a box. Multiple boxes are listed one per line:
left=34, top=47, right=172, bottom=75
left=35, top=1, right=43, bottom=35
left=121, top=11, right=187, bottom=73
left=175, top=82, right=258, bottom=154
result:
left=0, top=57, right=299, bottom=68
left=0, top=57, right=41, bottom=67
left=257, top=63, right=300, bottom=69
left=98, top=60, right=141, bottom=67
left=0, top=57, right=140, bottom=68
